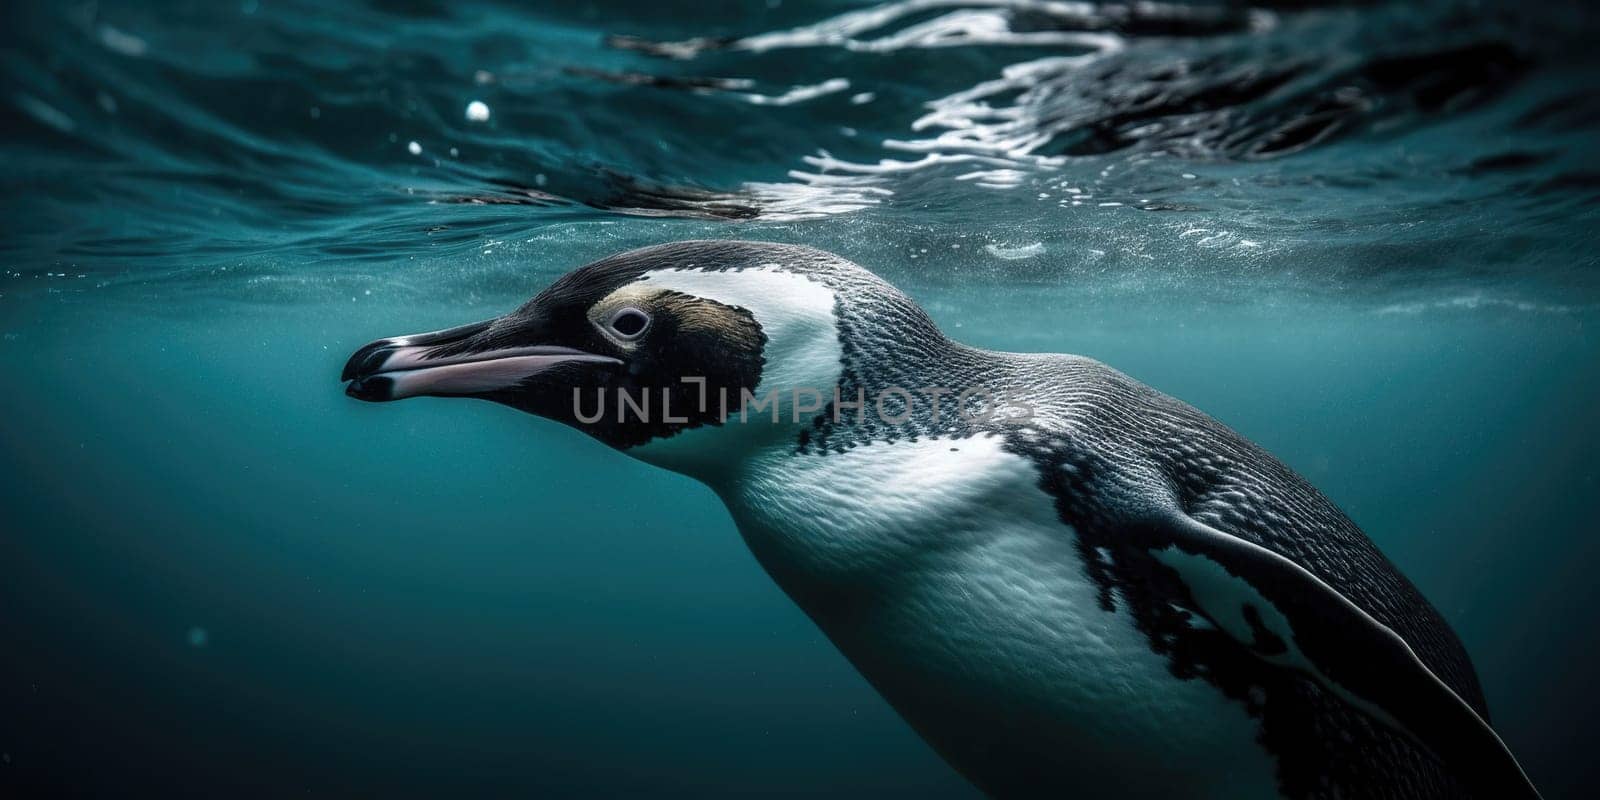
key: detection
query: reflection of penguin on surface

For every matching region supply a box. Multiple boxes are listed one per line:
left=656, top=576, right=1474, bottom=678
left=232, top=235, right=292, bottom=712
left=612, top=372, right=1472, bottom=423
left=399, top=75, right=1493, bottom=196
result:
left=346, top=240, right=1539, bottom=799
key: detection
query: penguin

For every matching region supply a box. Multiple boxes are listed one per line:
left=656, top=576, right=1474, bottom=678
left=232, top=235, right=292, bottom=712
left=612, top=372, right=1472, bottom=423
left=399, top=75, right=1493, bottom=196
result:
left=343, top=240, right=1538, bottom=799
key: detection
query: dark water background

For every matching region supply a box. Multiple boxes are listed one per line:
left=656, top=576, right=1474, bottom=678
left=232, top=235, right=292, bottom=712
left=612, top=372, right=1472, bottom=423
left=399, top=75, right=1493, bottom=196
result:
left=2, top=0, right=1598, bottom=796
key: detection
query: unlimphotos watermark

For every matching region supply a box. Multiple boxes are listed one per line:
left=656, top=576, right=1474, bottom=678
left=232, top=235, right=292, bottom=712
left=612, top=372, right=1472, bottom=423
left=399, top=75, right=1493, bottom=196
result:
left=573, top=377, right=1035, bottom=426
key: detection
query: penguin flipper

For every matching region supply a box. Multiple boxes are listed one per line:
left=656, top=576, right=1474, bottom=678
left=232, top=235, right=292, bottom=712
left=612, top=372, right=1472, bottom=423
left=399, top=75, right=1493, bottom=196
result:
left=1139, top=511, right=1540, bottom=800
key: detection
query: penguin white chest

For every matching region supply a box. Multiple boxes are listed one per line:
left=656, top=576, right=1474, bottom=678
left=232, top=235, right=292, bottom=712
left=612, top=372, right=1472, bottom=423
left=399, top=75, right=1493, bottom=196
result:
left=723, top=435, right=1282, bottom=798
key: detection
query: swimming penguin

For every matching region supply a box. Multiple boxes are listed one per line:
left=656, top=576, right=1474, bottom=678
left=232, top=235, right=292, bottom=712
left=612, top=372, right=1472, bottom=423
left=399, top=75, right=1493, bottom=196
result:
left=343, top=240, right=1538, bottom=799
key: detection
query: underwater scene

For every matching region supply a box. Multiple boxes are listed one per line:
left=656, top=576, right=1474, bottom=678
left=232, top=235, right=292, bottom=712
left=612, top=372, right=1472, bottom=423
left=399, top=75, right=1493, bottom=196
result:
left=2, top=0, right=1598, bottom=797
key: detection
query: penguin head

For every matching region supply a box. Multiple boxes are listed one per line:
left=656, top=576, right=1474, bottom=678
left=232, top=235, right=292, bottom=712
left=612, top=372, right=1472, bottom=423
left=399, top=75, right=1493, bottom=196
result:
left=344, top=240, right=941, bottom=477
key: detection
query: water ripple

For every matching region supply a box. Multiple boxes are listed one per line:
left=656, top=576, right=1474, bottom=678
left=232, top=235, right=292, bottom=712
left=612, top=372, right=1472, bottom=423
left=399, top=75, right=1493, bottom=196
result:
left=0, top=0, right=1595, bottom=306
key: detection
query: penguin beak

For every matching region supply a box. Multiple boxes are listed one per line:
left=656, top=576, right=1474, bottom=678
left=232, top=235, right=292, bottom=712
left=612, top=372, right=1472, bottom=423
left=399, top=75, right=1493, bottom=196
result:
left=342, top=318, right=620, bottom=402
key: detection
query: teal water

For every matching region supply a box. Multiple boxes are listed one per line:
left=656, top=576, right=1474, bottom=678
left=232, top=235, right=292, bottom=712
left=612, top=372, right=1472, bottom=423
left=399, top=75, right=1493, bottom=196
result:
left=3, top=1, right=1598, bottom=797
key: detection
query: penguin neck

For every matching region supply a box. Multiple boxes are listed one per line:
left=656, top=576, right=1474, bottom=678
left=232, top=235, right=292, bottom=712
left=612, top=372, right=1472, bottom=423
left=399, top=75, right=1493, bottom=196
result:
left=632, top=330, right=1011, bottom=608
left=627, top=414, right=812, bottom=485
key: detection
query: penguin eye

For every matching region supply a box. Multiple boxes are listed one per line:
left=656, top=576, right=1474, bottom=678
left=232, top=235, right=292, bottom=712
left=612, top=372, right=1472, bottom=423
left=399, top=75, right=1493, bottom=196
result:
left=606, top=307, right=651, bottom=339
